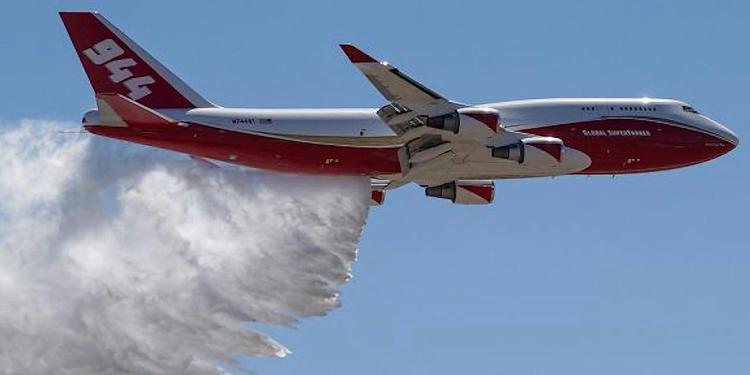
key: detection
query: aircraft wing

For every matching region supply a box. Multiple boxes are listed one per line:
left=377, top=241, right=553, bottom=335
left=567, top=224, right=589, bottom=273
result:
left=342, top=45, right=502, bottom=192
left=340, top=44, right=464, bottom=136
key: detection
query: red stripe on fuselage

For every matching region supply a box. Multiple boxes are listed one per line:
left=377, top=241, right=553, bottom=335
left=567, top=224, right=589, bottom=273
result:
left=521, top=118, right=735, bottom=174
left=86, top=123, right=402, bottom=175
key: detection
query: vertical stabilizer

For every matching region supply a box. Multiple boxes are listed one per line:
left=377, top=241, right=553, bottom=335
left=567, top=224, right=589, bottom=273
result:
left=60, top=12, right=214, bottom=109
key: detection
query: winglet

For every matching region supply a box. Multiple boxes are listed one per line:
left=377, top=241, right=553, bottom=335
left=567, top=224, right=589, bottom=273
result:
left=339, top=44, right=378, bottom=63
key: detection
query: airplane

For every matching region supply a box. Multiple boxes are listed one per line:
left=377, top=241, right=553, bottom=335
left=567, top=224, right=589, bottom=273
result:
left=60, top=12, right=739, bottom=206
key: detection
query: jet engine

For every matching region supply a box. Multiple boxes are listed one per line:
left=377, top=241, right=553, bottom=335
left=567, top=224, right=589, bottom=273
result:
left=426, top=107, right=499, bottom=138
left=491, top=136, right=564, bottom=167
left=425, top=180, right=494, bottom=205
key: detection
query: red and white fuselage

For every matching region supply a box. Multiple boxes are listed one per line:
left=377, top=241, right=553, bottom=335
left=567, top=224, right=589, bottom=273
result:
left=83, top=98, right=738, bottom=176
left=61, top=12, right=739, bottom=205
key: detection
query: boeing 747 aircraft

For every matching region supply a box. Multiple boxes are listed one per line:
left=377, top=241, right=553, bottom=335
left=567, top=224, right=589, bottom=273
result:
left=60, top=12, right=739, bottom=205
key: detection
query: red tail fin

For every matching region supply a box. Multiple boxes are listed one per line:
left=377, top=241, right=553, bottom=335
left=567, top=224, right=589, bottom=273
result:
left=60, top=12, right=213, bottom=109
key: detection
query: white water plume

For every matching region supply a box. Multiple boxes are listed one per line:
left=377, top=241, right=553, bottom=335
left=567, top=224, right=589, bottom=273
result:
left=0, top=119, right=370, bottom=374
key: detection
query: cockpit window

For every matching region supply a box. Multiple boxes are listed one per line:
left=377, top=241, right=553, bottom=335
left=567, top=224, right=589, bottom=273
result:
left=682, top=105, right=700, bottom=114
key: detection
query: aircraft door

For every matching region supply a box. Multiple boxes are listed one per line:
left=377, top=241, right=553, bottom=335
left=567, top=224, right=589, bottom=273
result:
left=596, top=101, right=611, bottom=117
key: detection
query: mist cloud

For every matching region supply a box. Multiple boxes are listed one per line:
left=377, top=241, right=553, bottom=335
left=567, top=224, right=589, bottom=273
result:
left=0, top=120, right=370, bottom=374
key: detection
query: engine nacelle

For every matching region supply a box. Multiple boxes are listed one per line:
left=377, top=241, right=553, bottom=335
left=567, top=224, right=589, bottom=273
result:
left=425, top=180, right=495, bottom=205
left=491, top=137, right=563, bottom=167
left=426, top=107, right=499, bottom=138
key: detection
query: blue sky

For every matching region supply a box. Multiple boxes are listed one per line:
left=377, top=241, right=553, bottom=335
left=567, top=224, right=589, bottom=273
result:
left=1, top=1, right=748, bottom=374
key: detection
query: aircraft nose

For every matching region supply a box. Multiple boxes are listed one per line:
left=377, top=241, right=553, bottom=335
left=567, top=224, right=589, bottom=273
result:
left=713, top=122, right=739, bottom=147
left=724, top=128, right=739, bottom=147
left=704, top=117, right=739, bottom=147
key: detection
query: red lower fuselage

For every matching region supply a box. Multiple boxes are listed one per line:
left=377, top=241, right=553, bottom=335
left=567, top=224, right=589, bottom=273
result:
left=86, top=117, right=734, bottom=176
left=526, top=117, right=735, bottom=174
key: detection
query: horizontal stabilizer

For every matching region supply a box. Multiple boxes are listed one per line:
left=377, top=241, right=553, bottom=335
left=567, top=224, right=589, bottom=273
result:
left=95, top=93, right=177, bottom=129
